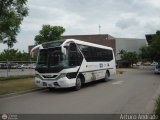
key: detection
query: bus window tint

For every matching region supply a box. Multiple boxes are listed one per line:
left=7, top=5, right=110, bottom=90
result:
left=78, top=45, right=91, bottom=61
left=37, top=49, right=48, bottom=67
left=69, top=43, right=82, bottom=66
left=50, top=50, right=62, bottom=67
left=78, top=44, right=113, bottom=62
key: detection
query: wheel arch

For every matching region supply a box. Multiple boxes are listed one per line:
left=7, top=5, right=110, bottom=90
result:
left=77, top=73, right=85, bottom=84
left=106, top=69, right=110, bottom=77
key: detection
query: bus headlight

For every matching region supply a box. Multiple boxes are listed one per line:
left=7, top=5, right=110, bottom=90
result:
left=66, top=72, right=77, bottom=79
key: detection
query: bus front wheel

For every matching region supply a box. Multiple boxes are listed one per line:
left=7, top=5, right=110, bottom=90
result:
left=74, top=77, right=82, bottom=91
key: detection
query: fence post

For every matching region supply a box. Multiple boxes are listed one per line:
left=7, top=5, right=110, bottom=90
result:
left=6, top=59, right=9, bottom=77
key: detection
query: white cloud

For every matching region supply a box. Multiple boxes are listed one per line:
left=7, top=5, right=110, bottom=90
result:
left=21, top=4, right=85, bottom=32
left=1, top=0, right=160, bottom=52
left=145, top=0, right=160, bottom=7
left=116, top=17, right=139, bottom=29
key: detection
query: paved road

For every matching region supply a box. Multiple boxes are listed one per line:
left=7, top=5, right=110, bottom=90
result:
left=0, top=69, right=35, bottom=77
left=0, top=69, right=160, bottom=114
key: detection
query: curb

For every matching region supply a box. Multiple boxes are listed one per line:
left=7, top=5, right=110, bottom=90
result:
left=0, top=88, right=45, bottom=98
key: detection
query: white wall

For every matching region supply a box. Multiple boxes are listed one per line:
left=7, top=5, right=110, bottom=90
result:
left=116, top=38, right=148, bottom=60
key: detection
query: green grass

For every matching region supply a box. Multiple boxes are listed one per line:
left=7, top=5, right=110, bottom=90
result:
left=154, top=95, right=160, bottom=120
left=0, top=77, right=37, bottom=95
left=0, top=75, right=35, bottom=81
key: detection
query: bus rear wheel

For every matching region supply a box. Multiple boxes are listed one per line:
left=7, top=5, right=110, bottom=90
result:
left=74, top=77, right=82, bottom=91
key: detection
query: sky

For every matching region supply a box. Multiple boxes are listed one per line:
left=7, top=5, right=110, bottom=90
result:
left=0, top=0, right=160, bottom=52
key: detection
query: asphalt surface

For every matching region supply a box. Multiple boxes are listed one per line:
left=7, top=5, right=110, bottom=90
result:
left=0, top=69, right=160, bottom=114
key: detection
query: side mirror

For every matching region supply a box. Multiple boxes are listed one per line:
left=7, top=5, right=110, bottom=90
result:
left=30, top=45, right=41, bottom=58
left=64, top=45, right=69, bottom=49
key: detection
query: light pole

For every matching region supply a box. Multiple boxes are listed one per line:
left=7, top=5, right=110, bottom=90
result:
left=99, top=24, right=101, bottom=34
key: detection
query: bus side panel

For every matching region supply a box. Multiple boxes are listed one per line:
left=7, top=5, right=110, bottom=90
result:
left=79, top=61, right=108, bottom=83
left=109, top=59, right=116, bottom=75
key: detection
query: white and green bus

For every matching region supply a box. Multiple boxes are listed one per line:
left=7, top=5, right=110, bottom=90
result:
left=31, top=39, right=116, bottom=90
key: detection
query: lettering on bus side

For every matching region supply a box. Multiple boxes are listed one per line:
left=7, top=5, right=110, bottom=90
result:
left=99, top=63, right=103, bottom=68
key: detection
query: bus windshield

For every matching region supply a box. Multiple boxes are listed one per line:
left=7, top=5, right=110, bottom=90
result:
left=36, top=47, right=68, bottom=69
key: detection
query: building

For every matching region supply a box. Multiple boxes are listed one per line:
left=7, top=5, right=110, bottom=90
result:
left=28, top=34, right=147, bottom=60
left=115, top=38, right=148, bottom=60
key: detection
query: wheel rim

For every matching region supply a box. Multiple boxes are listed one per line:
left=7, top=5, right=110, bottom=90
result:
left=76, top=78, right=81, bottom=89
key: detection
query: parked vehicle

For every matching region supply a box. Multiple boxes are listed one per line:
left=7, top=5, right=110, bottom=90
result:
left=0, top=63, right=7, bottom=69
left=11, top=63, right=18, bottom=69
left=143, top=61, right=151, bottom=66
left=154, top=64, right=160, bottom=74
left=136, top=62, right=142, bottom=66
left=19, top=64, right=30, bottom=69
left=28, top=63, right=36, bottom=69
left=151, top=61, right=158, bottom=66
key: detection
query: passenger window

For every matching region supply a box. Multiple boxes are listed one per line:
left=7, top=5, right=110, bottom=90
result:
left=68, top=43, right=82, bottom=66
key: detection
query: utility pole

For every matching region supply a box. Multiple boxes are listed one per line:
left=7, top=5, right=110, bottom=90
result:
left=99, top=24, right=101, bottom=34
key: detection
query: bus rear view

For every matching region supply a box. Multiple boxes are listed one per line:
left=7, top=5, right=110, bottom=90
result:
left=31, top=39, right=116, bottom=90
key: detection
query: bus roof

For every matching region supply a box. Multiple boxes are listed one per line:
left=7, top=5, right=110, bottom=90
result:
left=31, top=39, right=113, bottom=54
left=63, top=39, right=113, bottom=50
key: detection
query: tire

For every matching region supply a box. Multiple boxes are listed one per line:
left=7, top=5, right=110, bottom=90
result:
left=47, top=87, right=55, bottom=91
left=74, top=77, right=82, bottom=91
left=104, top=71, right=109, bottom=82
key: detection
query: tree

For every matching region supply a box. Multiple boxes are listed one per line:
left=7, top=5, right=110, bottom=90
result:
left=139, top=30, right=160, bottom=62
left=34, top=25, right=65, bottom=44
left=0, top=0, right=28, bottom=48
left=118, top=49, right=126, bottom=57
left=0, top=49, right=30, bottom=61
left=139, top=46, right=150, bottom=62
left=149, top=31, right=160, bottom=62
left=119, top=50, right=138, bottom=67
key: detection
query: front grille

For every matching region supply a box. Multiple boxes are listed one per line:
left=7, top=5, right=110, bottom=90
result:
left=42, top=75, right=58, bottom=79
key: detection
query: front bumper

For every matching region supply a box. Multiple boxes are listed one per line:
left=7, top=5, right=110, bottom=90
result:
left=155, top=69, right=160, bottom=74
left=35, top=77, right=76, bottom=88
